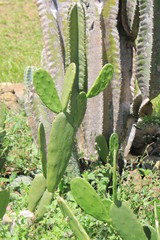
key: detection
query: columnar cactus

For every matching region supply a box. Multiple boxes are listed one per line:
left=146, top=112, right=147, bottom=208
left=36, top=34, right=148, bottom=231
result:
left=25, top=0, right=160, bottom=165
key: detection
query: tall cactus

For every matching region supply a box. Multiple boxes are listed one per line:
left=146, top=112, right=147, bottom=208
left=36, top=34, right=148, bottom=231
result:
left=25, top=0, right=160, bottom=165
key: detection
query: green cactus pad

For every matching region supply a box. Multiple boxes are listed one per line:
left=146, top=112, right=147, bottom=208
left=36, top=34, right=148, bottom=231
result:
left=33, top=69, right=62, bottom=113
left=143, top=225, right=157, bottom=240
left=38, top=123, right=47, bottom=178
left=28, top=174, right=46, bottom=212
left=35, top=189, right=53, bottom=221
left=109, top=202, right=147, bottom=240
left=86, top=64, right=114, bottom=98
left=57, top=197, right=90, bottom=240
left=71, top=177, right=110, bottom=222
left=47, top=112, right=74, bottom=193
left=61, top=63, right=76, bottom=112
left=0, top=190, right=9, bottom=219
left=74, top=91, right=87, bottom=128
left=95, top=135, right=108, bottom=163
left=102, top=199, right=112, bottom=216
left=109, top=132, right=119, bottom=164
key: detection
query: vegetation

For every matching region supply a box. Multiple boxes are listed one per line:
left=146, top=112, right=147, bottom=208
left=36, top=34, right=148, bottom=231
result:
left=0, top=0, right=43, bottom=83
left=0, top=0, right=160, bottom=239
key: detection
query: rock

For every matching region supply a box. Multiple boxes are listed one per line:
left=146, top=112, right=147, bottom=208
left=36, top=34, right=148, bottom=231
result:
left=0, top=83, right=26, bottom=112
left=10, top=176, right=32, bottom=190
left=18, top=210, right=34, bottom=225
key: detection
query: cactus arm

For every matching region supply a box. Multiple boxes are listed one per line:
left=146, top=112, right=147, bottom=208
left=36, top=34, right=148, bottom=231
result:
left=38, top=123, right=47, bottom=178
left=121, top=0, right=139, bottom=39
left=28, top=174, right=46, bottom=212
left=0, top=190, right=9, bottom=219
left=66, top=3, right=87, bottom=92
left=33, top=69, right=62, bottom=113
left=61, top=63, right=76, bottom=112
left=109, top=202, right=147, bottom=240
left=57, top=197, right=90, bottom=240
left=36, top=0, right=64, bottom=96
left=136, top=0, right=153, bottom=101
left=71, top=177, right=111, bottom=222
left=47, top=112, right=74, bottom=193
left=150, top=0, right=160, bottom=99
left=102, top=0, right=122, bottom=132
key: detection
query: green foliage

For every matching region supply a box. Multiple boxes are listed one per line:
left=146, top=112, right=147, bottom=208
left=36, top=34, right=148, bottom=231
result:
left=0, top=101, right=7, bottom=129
left=1, top=110, right=39, bottom=174
left=0, top=102, right=7, bottom=171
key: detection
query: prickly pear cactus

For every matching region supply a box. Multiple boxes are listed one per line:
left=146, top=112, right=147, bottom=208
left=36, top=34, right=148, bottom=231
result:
left=28, top=174, right=46, bottom=212
left=0, top=190, right=9, bottom=219
left=57, top=197, right=90, bottom=240
left=25, top=0, right=160, bottom=164
left=109, top=202, right=147, bottom=240
left=71, top=177, right=111, bottom=222
left=47, top=112, right=75, bottom=193
left=38, top=123, right=47, bottom=178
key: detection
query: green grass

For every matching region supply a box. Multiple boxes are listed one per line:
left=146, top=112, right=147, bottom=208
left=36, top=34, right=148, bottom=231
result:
left=0, top=0, right=43, bottom=83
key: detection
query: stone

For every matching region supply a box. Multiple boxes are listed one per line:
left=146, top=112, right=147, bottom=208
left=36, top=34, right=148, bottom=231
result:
left=0, top=83, right=26, bottom=112
left=10, top=176, right=33, bottom=190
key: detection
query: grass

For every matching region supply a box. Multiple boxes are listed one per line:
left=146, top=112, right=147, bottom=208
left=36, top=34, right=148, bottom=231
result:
left=0, top=0, right=43, bottom=83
